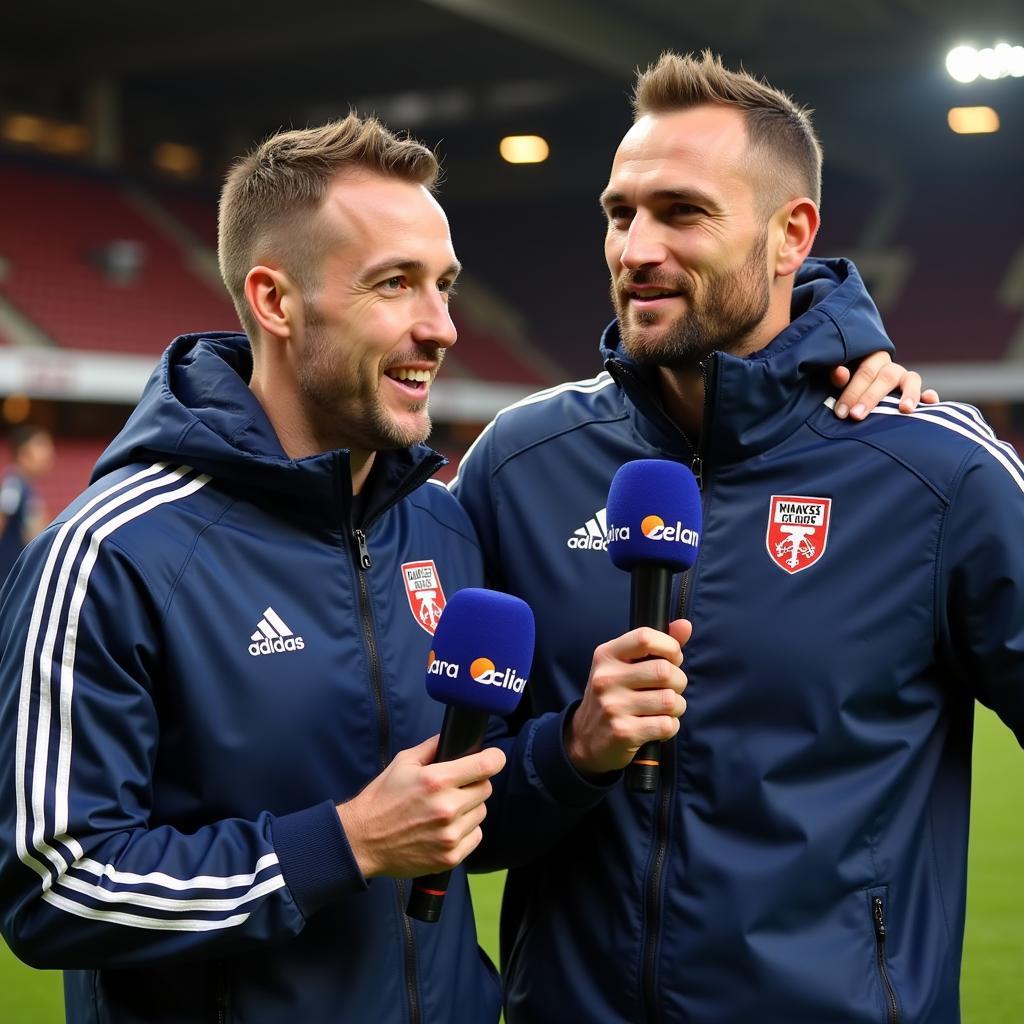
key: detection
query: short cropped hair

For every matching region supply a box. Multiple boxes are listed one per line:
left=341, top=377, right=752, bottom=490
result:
left=633, top=50, right=822, bottom=211
left=218, top=114, right=440, bottom=337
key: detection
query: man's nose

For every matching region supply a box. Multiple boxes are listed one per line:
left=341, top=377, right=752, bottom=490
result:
left=411, top=291, right=458, bottom=349
left=619, top=211, right=668, bottom=269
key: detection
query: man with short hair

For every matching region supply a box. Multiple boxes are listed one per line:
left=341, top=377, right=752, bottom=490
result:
left=0, top=424, right=54, bottom=583
left=456, top=51, right=1023, bottom=1022
left=0, top=115, right=505, bottom=1024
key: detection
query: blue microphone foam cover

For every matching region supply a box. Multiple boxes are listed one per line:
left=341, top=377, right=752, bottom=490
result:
left=425, top=588, right=535, bottom=715
left=606, top=459, right=702, bottom=572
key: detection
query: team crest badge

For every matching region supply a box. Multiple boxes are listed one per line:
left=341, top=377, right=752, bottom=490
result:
left=401, top=560, right=447, bottom=634
left=766, top=495, right=832, bottom=574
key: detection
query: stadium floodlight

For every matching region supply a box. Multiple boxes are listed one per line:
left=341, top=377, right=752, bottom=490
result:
left=946, top=43, right=1024, bottom=82
left=947, top=46, right=980, bottom=83
left=499, top=135, right=550, bottom=164
left=947, top=106, right=1000, bottom=134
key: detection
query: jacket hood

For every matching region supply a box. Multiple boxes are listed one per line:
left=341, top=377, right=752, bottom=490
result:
left=92, top=332, right=442, bottom=514
left=601, top=257, right=895, bottom=463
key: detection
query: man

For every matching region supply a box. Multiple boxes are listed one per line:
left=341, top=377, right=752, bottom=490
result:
left=0, top=115, right=506, bottom=1023
left=0, top=424, right=54, bottom=583
left=456, top=52, right=1023, bottom=1022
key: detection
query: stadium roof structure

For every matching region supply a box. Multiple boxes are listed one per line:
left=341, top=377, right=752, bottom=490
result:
left=2, top=0, right=1023, bottom=200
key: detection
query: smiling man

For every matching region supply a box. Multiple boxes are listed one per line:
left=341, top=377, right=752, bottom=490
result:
left=455, top=52, right=1023, bottom=1023
left=0, top=116, right=504, bottom=1024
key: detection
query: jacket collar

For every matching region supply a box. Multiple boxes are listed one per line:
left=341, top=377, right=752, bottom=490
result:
left=93, top=332, right=445, bottom=525
left=601, top=257, right=894, bottom=466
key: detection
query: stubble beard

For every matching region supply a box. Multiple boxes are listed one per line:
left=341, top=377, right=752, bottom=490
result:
left=297, top=311, right=438, bottom=453
left=614, top=227, right=771, bottom=371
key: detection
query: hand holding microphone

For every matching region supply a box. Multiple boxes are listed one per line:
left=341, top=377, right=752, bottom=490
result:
left=336, top=588, right=532, bottom=918
left=406, top=588, right=534, bottom=922
left=565, top=460, right=701, bottom=791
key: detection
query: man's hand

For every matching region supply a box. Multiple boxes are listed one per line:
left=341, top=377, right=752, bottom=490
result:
left=831, top=352, right=939, bottom=420
left=337, top=737, right=505, bottom=879
left=565, top=620, right=692, bottom=777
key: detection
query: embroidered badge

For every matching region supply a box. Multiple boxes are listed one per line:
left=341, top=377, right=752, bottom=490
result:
left=766, top=495, right=832, bottom=574
left=401, top=560, right=447, bottom=634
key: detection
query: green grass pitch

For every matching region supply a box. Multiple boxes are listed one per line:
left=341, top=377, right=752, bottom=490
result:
left=1, top=705, right=1019, bottom=1021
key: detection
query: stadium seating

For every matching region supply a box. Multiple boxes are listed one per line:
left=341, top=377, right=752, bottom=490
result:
left=0, top=161, right=238, bottom=354
left=0, top=159, right=554, bottom=387
left=882, top=173, right=1023, bottom=363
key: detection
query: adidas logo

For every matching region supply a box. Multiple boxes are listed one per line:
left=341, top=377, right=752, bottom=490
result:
left=248, top=607, right=306, bottom=657
left=567, top=508, right=609, bottom=551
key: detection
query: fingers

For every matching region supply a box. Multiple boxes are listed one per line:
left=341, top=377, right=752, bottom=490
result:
left=628, top=687, right=687, bottom=720
left=834, top=351, right=897, bottom=420
left=427, top=746, right=506, bottom=791
left=896, top=370, right=923, bottom=413
left=829, top=365, right=851, bottom=388
left=600, top=625, right=684, bottom=667
left=833, top=354, right=936, bottom=420
left=668, top=618, right=693, bottom=650
left=399, top=733, right=440, bottom=766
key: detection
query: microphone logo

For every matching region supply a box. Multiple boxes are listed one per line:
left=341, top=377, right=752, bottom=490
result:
left=470, top=656, right=527, bottom=693
left=640, top=514, right=699, bottom=545
left=641, top=515, right=664, bottom=537
left=426, top=650, right=460, bottom=678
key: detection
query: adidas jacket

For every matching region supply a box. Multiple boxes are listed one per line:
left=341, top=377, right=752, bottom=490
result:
left=454, top=259, right=1024, bottom=1024
left=0, top=333, right=501, bottom=1024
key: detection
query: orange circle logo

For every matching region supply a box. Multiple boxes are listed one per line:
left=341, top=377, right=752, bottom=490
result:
left=641, top=515, right=664, bottom=537
left=426, top=650, right=436, bottom=667
left=470, top=657, right=496, bottom=680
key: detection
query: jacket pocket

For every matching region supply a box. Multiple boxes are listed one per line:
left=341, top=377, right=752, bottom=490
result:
left=867, top=886, right=901, bottom=1024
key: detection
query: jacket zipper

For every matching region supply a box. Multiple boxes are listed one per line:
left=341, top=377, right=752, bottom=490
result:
left=872, top=896, right=900, bottom=1024
left=345, top=449, right=444, bottom=1024
left=214, top=970, right=229, bottom=1024
left=641, top=739, right=673, bottom=1024
left=348, top=520, right=421, bottom=1024
left=615, top=355, right=714, bottom=1023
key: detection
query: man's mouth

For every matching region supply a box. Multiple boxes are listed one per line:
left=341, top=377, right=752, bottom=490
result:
left=385, top=367, right=434, bottom=393
left=627, top=287, right=683, bottom=304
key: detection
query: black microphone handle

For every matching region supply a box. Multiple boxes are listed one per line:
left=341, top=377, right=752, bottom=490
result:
left=406, top=704, right=490, bottom=923
left=627, top=564, right=675, bottom=793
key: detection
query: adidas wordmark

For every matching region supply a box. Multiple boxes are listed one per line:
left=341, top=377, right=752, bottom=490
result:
left=248, top=606, right=306, bottom=656
left=567, top=508, right=609, bottom=551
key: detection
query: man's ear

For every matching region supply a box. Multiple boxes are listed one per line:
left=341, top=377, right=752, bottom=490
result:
left=772, top=198, right=820, bottom=279
left=244, top=265, right=301, bottom=341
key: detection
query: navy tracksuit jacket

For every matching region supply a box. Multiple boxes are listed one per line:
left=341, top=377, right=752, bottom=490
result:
left=0, top=333, right=502, bottom=1023
left=455, top=258, right=1024, bottom=1023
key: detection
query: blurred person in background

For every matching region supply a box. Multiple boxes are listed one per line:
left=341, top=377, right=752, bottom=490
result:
left=0, top=424, right=54, bottom=584
left=0, top=114, right=506, bottom=1024
left=455, top=51, right=1021, bottom=1023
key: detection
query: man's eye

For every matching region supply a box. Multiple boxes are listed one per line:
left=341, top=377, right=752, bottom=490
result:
left=382, top=276, right=406, bottom=291
left=438, top=280, right=458, bottom=298
left=607, top=207, right=633, bottom=223
left=670, top=203, right=701, bottom=216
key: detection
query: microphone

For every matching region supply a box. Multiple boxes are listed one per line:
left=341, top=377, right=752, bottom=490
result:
left=606, top=459, right=701, bottom=793
left=406, top=587, right=535, bottom=923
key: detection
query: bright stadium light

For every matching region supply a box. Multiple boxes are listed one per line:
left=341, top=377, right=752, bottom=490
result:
left=947, top=46, right=980, bottom=83
left=946, top=42, right=1024, bottom=82
left=947, top=106, right=1000, bottom=134
left=499, top=135, right=550, bottom=164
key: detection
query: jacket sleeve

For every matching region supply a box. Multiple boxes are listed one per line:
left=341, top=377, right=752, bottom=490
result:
left=452, top=424, right=618, bottom=872
left=0, top=527, right=365, bottom=970
left=939, top=446, right=1024, bottom=747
